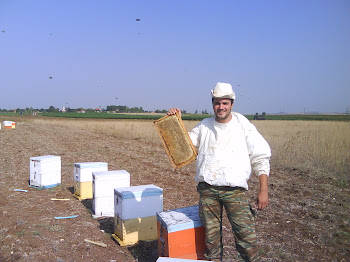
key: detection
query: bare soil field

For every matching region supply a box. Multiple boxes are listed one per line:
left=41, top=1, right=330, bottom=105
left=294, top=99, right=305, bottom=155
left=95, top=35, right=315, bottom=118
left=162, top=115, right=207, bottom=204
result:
left=0, top=118, right=349, bottom=261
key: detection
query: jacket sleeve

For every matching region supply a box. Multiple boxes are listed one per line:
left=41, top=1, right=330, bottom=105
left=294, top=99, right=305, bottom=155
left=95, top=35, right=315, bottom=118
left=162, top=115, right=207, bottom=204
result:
left=238, top=114, right=271, bottom=176
left=188, top=121, right=201, bottom=148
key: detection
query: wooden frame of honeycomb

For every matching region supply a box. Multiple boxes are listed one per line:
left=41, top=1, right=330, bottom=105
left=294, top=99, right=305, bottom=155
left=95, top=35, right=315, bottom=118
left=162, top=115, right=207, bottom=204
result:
left=153, top=112, right=197, bottom=169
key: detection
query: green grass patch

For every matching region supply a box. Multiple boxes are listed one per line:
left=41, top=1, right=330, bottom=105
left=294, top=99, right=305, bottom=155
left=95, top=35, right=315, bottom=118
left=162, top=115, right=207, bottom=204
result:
left=3, top=111, right=347, bottom=121
left=16, top=230, right=26, bottom=236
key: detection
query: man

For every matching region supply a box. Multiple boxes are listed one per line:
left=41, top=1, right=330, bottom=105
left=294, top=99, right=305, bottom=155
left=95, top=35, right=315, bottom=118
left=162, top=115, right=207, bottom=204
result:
left=167, top=82, right=271, bottom=262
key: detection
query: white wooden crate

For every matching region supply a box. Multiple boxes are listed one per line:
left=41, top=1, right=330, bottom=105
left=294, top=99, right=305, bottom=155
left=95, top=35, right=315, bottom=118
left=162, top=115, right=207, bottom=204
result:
left=29, top=155, right=61, bottom=189
left=92, top=170, right=130, bottom=217
left=114, top=184, right=163, bottom=220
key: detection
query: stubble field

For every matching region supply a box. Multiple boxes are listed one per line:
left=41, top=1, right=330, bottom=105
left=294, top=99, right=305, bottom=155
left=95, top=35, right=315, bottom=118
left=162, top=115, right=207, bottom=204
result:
left=0, top=115, right=349, bottom=262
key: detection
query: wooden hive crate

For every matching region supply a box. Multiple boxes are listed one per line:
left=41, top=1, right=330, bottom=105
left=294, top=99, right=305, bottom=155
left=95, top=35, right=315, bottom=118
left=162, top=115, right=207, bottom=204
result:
left=157, top=257, right=206, bottom=262
left=157, top=205, right=206, bottom=260
left=3, top=121, right=13, bottom=129
left=92, top=170, right=130, bottom=218
left=112, top=184, right=163, bottom=246
left=73, top=162, right=108, bottom=200
left=29, top=155, right=61, bottom=189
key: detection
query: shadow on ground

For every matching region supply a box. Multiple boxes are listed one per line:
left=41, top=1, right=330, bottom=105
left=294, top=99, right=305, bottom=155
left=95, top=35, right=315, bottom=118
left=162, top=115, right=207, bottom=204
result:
left=127, top=240, right=159, bottom=262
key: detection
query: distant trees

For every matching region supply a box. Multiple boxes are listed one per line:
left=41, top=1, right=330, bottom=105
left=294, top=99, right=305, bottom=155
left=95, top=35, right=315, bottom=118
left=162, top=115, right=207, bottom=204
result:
left=106, top=105, right=144, bottom=113
left=155, top=109, right=167, bottom=113
left=0, top=105, right=214, bottom=115
left=47, top=106, right=59, bottom=113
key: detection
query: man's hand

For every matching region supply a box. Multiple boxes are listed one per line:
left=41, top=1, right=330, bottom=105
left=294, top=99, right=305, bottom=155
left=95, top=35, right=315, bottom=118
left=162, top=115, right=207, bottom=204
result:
left=167, top=108, right=181, bottom=118
left=256, top=174, right=269, bottom=210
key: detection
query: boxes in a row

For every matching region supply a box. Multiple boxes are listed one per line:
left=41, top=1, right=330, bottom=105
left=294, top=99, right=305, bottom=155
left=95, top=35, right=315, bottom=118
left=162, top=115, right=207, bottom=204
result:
left=28, top=156, right=206, bottom=259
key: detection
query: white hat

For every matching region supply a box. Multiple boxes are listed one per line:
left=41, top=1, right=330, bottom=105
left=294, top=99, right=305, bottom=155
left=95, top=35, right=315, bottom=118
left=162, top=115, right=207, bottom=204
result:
left=211, top=82, right=235, bottom=100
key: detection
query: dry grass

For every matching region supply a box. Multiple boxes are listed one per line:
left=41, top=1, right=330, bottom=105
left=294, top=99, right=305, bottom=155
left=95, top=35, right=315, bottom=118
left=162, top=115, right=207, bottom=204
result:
left=31, top=117, right=350, bottom=180
left=253, top=120, right=350, bottom=180
left=32, top=117, right=198, bottom=144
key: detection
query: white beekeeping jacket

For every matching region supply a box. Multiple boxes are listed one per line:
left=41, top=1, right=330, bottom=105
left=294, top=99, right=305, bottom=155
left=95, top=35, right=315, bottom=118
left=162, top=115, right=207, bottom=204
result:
left=189, top=112, right=271, bottom=189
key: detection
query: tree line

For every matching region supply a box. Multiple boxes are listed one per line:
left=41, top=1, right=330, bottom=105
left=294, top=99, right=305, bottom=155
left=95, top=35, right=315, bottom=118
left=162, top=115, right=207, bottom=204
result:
left=0, top=105, right=211, bottom=115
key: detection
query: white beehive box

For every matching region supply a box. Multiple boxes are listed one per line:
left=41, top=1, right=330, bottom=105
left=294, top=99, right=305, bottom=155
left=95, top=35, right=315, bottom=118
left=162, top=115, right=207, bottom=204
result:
left=29, top=155, right=61, bottom=189
left=74, top=162, right=108, bottom=182
left=92, top=170, right=130, bottom=217
left=114, top=184, right=163, bottom=220
left=73, top=162, right=108, bottom=200
left=3, top=121, right=14, bottom=129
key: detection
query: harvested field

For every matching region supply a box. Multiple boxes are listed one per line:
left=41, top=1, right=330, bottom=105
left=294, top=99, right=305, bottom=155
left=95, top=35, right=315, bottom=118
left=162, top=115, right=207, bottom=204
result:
left=0, top=116, right=349, bottom=261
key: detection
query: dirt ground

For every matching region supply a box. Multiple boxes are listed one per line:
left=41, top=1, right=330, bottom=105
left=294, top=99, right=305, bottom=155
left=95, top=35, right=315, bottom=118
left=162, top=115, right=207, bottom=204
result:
left=0, top=119, right=349, bottom=261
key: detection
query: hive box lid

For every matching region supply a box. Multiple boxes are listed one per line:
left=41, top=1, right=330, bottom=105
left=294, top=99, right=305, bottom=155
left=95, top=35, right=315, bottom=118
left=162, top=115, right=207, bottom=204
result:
left=92, top=170, right=130, bottom=180
left=157, top=205, right=202, bottom=233
left=30, top=155, right=61, bottom=161
left=74, top=162, right=108, bottom=169
left=115, top=184, right=163, bottom=199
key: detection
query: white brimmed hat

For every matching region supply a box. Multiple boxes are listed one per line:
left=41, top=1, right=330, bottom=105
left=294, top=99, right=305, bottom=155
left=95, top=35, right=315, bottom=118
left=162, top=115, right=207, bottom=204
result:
left=211, top=82, right=235, bottom=100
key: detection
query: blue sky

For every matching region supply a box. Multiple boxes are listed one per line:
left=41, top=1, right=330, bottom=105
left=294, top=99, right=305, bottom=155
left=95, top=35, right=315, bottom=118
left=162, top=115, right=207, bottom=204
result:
left=0, top=0, right=349, bottom=114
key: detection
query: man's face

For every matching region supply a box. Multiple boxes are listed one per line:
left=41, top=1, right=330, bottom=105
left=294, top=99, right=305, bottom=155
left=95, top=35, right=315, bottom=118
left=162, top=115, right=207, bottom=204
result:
left=212, top=98, right=233, bottom=123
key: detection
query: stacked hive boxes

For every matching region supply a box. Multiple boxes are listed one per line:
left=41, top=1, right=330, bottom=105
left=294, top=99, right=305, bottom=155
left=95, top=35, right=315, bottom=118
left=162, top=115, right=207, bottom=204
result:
left=113, top=184, right=163, bottom=246
left=157, top=205, right=206, bottom=260
left=73, top=162, right=108, bottom=200
left=29, top=155, right=61, bottom=189
left=3, top=121, right=15, bottom=129
left=92, top=170, right=130, bottom=217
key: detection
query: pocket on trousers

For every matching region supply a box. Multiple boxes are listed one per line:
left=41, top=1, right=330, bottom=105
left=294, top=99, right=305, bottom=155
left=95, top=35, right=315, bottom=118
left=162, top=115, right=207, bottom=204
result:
left=249, top=204, right=257, bottom=218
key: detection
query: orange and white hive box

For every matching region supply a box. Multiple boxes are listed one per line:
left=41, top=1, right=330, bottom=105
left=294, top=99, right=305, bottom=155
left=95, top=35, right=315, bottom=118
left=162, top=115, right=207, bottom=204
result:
left=112, top=184, right=163, bottom=246
left=157, top=205, right=206, bottom=260
left=157, top=257, right=206, bottom=262
left=92, top=170, right=130, bottom=217
left=73, top=162, right=108, bottom=200
left=29, top=155, right=61, bottom=189
left=3, top=121, right=15, bottom=129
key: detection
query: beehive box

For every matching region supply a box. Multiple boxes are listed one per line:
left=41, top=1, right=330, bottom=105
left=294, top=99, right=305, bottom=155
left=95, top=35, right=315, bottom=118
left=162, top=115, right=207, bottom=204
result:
left=157, top=257, right=205, bottom=262
left=73, top=162, right=108, bottom=200
left=114, top=184, right=163, bottom=220
left=153, top=112, right=197, bottom=169
left=92, top=170, right=130, bottom=217
left=113, top=215, right=158, bottom=246
left=29, top=155, right=61, bottom=189
left=157, top=205, right=206, bottom=260
left=112, top=185, right=163, bottom=246
left=3, top=121, right=14, bottom=129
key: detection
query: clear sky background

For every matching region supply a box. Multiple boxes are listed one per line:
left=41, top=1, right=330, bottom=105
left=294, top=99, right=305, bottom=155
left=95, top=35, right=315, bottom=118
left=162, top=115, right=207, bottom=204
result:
left=0, top=0, right=349, bottom=114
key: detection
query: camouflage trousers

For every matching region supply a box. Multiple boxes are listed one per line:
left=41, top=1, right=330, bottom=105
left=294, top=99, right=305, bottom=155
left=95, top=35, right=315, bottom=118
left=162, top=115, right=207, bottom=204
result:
left=197, top=182, right=258, bottom=262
